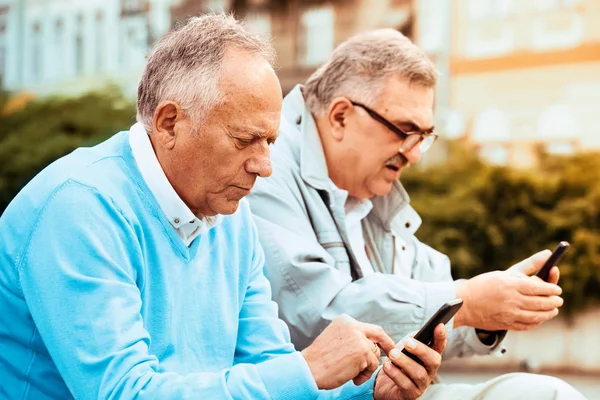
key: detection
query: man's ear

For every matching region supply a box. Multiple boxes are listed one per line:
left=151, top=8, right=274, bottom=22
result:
left=327, top=97, right=352, bottom=141
left=152, top=101, right=185, bottom=150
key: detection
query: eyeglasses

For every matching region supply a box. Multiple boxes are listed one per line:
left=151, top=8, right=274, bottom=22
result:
left=350, top=101, right=438, bottom=153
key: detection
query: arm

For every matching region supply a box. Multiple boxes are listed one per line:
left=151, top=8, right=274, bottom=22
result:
left=237, top=216, right=379, bottom=400
left=18, top=181, right=319, bottom=400
left=410, top=239, right=506, bottom=358
left=247, top=172, right=455, bottom=350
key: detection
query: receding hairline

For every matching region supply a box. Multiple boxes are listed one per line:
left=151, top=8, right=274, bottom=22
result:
left=302, top=28, right=438, bottom=117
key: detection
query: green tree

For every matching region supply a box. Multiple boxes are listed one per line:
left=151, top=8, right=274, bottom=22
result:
left=0, top=89, right=135, bottom=213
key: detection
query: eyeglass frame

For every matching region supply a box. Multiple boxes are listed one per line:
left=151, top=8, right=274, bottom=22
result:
left=349, top=100, right=438, bottom=153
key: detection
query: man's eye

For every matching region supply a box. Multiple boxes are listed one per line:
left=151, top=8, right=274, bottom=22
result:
left=237, top=138, right=253, bottom=146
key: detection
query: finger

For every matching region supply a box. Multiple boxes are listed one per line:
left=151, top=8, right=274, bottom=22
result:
left=515, top=308, right=559, bottom=325
left=517, top=279, right=562, bottom=296
left=430, top=323, right=447, bottom=355
left=519, top=295, right=563, bottom=311
left=353, top=348, right=380, bottom=386
left=388, top=346, right=433, bottom=391
left=508, top=250, right=552, bottom=275
left=383, top=362, right=420, bottom=396
left=358, top=323, right=396, bottom=356
left=548, top=266, right=560, bottom=284
left=391, top=337, right=441, bottom=380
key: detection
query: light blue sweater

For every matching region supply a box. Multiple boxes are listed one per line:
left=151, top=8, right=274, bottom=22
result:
left=0, top=132, right=375, bottom=399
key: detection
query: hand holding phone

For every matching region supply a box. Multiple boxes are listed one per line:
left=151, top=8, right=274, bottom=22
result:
left=536, top=241, right=570, bottom=282
left=400, top=298, right=463, bottom=364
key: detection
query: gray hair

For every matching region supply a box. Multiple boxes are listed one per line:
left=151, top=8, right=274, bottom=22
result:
left=303, top=29, right=438, bottom=117
left=136, top=13, right=276, bottom=131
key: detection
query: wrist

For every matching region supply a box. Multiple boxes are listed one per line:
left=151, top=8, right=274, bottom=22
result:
left=301, top=349, right=322, bottom=389
left=454, top=280, right=470, bottom=328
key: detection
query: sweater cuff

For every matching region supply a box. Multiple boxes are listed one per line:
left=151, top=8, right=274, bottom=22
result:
left=256, top=351, right=319, bottom=400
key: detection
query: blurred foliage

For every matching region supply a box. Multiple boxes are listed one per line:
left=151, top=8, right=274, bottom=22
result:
left=403, top=141, right=600, bottom=316
left=0, top=88, right=135, bottom=213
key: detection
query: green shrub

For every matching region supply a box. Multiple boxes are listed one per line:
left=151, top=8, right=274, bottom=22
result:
left=0, top=89, right=135, bottom=213
left=403, top=141, right=600, bottom=315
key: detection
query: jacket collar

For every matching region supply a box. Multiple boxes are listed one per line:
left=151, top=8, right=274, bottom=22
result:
left=283, top=85, right=331, bottom=191
left=283, top=84, right=416, bottom=230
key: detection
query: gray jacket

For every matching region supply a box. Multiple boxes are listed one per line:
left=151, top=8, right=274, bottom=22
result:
left=248, top=86, right=503, bottom=358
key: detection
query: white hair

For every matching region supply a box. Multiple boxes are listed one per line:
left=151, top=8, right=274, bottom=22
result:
left=303, top=29, right=438, bottom=117
left=136, top=13, right=276, bottom=132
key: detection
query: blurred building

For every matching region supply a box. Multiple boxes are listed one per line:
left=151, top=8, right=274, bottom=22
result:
left=1, top=0, right=414, bottom=98
left=0, top=0, right=172, bottom=97
left=4, top=0, right=600, bottom=166
left=418, top=0, right=600, bottom=167
left=171, top=0, right=415, bottom=94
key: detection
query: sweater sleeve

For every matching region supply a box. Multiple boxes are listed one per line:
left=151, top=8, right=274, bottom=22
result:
left=16, top=181, right=320, bottom=400
left=233, top=213, right=375, bottom=399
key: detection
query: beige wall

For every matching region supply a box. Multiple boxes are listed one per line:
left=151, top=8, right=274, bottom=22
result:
left=452, top=61, right=600, bottom=147
left=434, top=0, right=600, bottom=165
left=453, top=0, right=600, bottom=59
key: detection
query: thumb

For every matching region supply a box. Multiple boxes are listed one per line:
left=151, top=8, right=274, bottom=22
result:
left=507, top=249, right=552, bottom=276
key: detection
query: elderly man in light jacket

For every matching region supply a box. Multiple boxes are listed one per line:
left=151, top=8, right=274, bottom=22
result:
left=247, top=29, right=585, bottom=399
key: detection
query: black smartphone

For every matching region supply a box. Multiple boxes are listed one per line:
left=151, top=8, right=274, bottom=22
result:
left=535, top=241, right=570, bottom=282
left=400, top=298, right=463, bottom=364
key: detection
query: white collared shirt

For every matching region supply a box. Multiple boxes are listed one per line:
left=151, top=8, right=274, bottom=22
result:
left=328, top=180, right=375, bottom=276
left=329, top=179, right=420, bottom=278
left=129, top=123, right=223, bottom=246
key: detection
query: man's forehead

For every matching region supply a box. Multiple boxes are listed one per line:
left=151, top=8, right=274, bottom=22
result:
left=375, top=80, right=435, bottom=127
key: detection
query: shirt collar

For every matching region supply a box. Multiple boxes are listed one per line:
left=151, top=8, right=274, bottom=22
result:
left=128, top=123, right=223, bottom=245
left=328, top=178, right=373, bottom=223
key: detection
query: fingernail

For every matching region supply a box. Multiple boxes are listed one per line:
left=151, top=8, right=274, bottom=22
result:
left=390, top=349, right=401, bottom=359
left=405, top=338, right=417, bottom=349
left=384, top=362, right=392, bottom=371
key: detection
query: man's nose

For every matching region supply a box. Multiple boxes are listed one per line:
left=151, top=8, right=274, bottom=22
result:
left=401, top=144, right=422, bottom=164
left=246, top=146, right=272, bottom=178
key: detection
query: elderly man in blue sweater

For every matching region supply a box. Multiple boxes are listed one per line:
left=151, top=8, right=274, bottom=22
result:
left=0, top=14, right=447, bottom=400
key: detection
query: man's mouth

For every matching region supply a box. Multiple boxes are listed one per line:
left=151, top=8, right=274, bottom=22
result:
left=384, top=154, right=409, bottom=173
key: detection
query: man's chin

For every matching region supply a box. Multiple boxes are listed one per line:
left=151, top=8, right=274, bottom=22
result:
left=208, top=199, right=241, bottom=216
left=371, top=181, right=396, bottom=198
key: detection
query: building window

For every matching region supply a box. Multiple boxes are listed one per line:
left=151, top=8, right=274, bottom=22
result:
left=75, top=14, right=85, bottom=75
left=53, top=19, right=64, bottom=79
left=537, top=104, right=578, bottom=155
left=120, top=21, right=147, bottom=70
left=469, top=0, right=512, bottom=20
left=95, top=12, right=104, bottom=72
left=299, top=6, right=334, bottom=67
left=31, top=23, right=41, bottom=82
left=123, top=0, right=146, bottom=14
left=533, top=0, right=581, bottom=11
left=418, top=0, right=448, bottom=53
left=472, top=108, right=511, bottom=143
left=0, top=16, right=6, bottom=84
left=206, top=0, right=231, bottom=12
left=244, top=11, right=271, bottom=37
